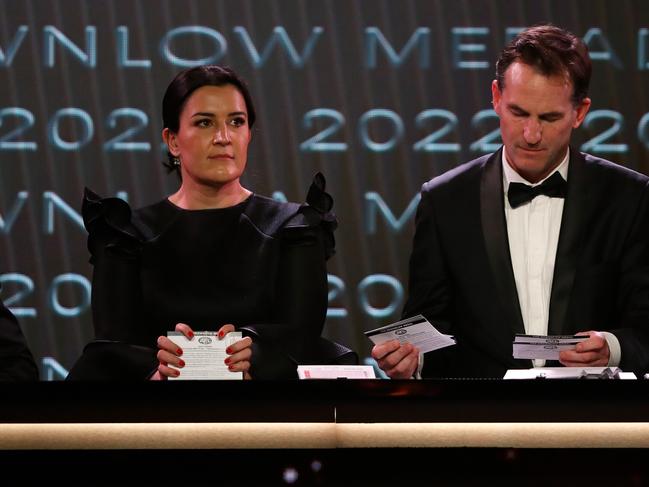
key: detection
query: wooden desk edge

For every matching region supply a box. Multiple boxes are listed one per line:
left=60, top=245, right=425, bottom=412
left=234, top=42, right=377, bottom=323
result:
left=1, top=422, right=648, bottom=449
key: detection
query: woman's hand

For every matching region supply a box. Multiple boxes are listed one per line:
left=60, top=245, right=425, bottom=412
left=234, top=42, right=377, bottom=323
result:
left=149, top=323, right=253, bottom=380
left=219, top=324, right=253, bottom=380
left=150, top=322, right=194, bottom=380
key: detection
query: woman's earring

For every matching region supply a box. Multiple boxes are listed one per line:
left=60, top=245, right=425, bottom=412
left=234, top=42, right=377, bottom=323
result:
left=173, top=156, right=181, bottom=166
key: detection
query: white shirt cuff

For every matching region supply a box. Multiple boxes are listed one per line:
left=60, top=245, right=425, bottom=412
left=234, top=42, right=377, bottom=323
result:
left=602, top=331, right=621, bottom=367
left=412, top=352, right=424, bottom=379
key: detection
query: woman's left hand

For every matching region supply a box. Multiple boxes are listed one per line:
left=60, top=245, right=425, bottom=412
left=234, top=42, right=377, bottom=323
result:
left=219, top=324, right=253, bottom=380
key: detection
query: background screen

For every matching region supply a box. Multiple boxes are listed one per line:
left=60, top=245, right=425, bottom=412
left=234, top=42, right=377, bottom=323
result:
left=1, top=0, right=648, bottom=378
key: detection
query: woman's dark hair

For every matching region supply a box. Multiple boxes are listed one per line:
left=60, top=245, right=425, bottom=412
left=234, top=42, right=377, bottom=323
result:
left=161, top=65, right=256, bottom=174
left=495, top=24, right=592, bottom=106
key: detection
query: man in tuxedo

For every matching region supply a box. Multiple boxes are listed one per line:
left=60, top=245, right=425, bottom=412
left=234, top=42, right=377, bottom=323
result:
left=373, top=24, right=649, bottom=378
left=0, top=295, right=38, bottom=380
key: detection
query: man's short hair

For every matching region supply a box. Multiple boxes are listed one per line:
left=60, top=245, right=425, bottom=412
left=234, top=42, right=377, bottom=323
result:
left=495, top=24, right=592, bottom=105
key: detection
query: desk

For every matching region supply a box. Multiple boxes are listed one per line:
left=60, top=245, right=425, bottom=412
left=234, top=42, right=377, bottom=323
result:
left=1, top=380, right=648, bottom=485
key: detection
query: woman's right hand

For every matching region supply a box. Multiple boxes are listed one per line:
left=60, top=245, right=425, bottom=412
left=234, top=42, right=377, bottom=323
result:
left=150, top=322, right=194, bottom=380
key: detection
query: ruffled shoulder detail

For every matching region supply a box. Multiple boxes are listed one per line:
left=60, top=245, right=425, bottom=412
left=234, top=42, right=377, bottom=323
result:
left=82, top=188, right=145, bottom=263
left=283, top=172, right=338, bottom=260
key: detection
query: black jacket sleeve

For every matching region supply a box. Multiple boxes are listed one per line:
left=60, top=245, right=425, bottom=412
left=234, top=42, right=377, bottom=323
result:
left=0, top=297, right=39, bottom=381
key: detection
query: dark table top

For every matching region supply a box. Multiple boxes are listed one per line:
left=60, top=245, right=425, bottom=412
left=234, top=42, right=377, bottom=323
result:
left=1, top=379, right=648, bottom=423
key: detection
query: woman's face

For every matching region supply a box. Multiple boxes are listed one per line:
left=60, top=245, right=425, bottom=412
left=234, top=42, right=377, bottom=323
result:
left=165, top=84, right=251, bottom=189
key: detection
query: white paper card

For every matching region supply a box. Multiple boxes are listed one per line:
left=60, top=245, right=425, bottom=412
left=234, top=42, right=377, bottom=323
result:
left=167, top=331, right=243, bottom=380
left=503, top=366, right=635, bottom=379
left=512, top=334, right=588, bottom=360
left=364, top=314, right=456, bottom=354
left=297, top=365, right=376, bottom=379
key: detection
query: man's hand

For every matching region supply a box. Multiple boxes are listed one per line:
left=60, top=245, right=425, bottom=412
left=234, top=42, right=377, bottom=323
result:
left=559, top=331, right=610, bottom=367
left=371, top=339, right=419, bottom=379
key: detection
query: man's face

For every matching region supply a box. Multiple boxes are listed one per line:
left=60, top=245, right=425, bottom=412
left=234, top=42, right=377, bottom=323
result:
left=492, top=62, right=591, bottom=183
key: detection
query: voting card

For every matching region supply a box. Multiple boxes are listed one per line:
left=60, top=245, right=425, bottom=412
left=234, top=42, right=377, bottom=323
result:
left=364, top=314, right=456, bottom=354
left=513, top=334, right=588, bottom=360
left=167, top=331, right=243, bottom=380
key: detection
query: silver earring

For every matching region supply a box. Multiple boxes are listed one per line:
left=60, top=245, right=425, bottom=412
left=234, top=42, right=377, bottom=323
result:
left=173, top=157, right=180, bottom=166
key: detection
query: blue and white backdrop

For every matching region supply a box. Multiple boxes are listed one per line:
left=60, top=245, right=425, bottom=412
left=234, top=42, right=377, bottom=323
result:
left=1, top=0, right=648, bottom=378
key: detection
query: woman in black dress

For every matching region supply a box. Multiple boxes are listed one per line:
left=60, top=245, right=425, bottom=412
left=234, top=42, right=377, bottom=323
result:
left=69, top=65, right=341, bottom=380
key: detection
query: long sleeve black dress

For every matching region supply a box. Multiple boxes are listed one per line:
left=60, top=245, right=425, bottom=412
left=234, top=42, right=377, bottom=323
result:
left=67, top=173, right=348, bottom=380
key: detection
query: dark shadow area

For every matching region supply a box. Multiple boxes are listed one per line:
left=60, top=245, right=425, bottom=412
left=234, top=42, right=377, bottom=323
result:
left=1, top=448, right=647, bottom=486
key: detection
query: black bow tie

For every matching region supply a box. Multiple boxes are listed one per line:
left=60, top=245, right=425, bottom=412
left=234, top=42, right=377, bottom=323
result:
left=507, top=172, right=567, bottom=209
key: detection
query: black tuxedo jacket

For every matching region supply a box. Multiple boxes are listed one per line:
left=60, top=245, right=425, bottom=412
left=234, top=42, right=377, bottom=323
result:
left=403, top=148, right=649, bottom=378
left=0, top=298, right=38, bottom=380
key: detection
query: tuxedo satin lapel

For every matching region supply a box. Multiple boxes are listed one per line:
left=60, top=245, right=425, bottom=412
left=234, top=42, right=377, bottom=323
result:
left=548, top=149, right=586, bottom=335
left=480, top=149, right=526, bottom=336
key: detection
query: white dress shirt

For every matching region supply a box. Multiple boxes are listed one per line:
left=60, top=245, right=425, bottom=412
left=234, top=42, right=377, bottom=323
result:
left=502, top=149, right=620, bottom=367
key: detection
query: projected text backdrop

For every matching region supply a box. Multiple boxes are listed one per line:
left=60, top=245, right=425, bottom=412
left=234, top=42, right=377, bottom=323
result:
left=1, top=0, right=648, bottom=377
